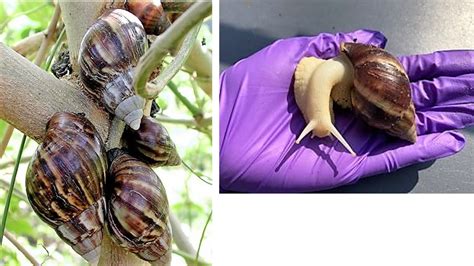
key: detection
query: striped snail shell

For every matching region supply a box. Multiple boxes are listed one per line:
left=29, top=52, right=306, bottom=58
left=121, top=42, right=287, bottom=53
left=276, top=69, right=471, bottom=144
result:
left=106, top=149, right=172, bottom=263
left=78, top=9, right=148, bottom=130
left=25, top=112, right=107, bottom=263
left=340, top=42, right=417, bottom=142
left=125, top=0, right=171, bottom=35
left=124, top=116, right=181, bottom=167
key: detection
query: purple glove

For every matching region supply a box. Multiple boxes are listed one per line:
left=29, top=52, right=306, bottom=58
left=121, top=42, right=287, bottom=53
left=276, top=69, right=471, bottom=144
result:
left=220, top=29, right=474, bottom=192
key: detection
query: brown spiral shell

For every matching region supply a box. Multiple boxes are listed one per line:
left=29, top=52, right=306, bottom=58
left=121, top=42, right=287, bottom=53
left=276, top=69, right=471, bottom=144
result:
left=125, top=0, right=171, bottom=35
left=78, top=9, right=148, bottom=130
left=341, top=42, right=417, bottom=143
left=124, top=116, right=181, bottom=167
left=106, top=149, right=172, bottom=263
left=25, top=112, right=107, bottom=263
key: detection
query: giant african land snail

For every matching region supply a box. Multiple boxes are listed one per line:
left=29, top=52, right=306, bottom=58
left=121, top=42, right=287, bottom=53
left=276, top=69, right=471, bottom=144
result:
left=294, top=42, right=417, bottom=155
left=25, top=112, right=108, bottom=263
left=106, top=149, right=172, bottom=263
left=78, top=9, right=148, bottom=130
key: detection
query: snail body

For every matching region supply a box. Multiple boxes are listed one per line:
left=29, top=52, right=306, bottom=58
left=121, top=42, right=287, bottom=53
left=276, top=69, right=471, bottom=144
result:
left=294, top=42, right=417, bottom=155
left=124, top=116, right=181, bottom=167
left=106, top=149, right=172, bottom=263
left=25, top=112, right=107, bottom=263
left=79, top=9, right=148, bottom=130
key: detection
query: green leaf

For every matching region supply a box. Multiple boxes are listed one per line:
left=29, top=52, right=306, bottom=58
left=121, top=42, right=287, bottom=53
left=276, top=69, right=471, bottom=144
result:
left=17, top=1, right=52, bottom=25
left=0, top=3, right=7, bottom=25
left=0, top=245, right=20, bottom=266
left=157, top=98, right=169, bottom=111
left=6, top=217, right=35, bottom=237
left=0, top=120, right=7, bottom=137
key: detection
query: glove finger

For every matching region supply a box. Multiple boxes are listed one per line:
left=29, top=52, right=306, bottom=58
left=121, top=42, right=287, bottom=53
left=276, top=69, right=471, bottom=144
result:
left=412, top=73, right=474, bottom=110
left=361, top=130, right=465, bottom=178
left=415, top=105, right=474, bottom=135
left=398, top=50, right=474, bottom=82
left=410, top=73, right=474, bottom=134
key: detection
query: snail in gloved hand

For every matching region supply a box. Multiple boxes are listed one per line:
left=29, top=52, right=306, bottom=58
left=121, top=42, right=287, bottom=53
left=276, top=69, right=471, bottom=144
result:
left=294, top=42, right=416, bottom=155
left=25, top=112, right=108, bottom=264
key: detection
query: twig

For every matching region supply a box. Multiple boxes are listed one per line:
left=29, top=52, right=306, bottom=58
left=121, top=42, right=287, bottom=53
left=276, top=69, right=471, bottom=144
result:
left=4, top=231, right=40, bottom=266
left=0, top=125, right=14, bottom=158
left=134, top=2, right=212, bottom=98
left=45, top=27, right=66, bottom=71
left=162, top=1, right=194, bottom=13
left=182, top=160, right=212, bottom=185
left=144, top=24, right=201, bottom=99
left=33, top=4, right=61, bottom=66
left=12, top=31, right=45, bottom=57
left=170, top=212, right=197, bottom=266
left=195, top=210, right=212, bottom=266
left=167, top=81, right=202, bottom=117
left=0, top=135, right=26, bottom=244
left=144, top=100, right=154, bottom=117
left=172, top=250, right=210, bottom=266
left=154, top=114, right=212, bottom=127
left=0, top=155, right=32, bottom=169
left=0, top=180, right=28, bottom=202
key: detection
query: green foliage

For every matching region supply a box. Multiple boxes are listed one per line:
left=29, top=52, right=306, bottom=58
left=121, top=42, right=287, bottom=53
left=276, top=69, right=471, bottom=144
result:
left=1, top=1, right=212, bottom=265
left=0, top=1, right=53, bottom=45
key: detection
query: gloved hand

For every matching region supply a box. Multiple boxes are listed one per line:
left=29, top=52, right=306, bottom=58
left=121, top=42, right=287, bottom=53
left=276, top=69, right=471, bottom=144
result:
left=220, top=29, right=474, bottom=192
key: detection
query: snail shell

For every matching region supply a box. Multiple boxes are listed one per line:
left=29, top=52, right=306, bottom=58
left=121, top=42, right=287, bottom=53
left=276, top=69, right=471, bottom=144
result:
left=106, top=149, right=172, bottom=263
left=25, top=112, right=107, bottom=263
left=340, top=42, right=417, bottom=143
left=78, top=9, right=148, bottom=130
left=125, top=0, right=171, bottom=35
left=124, top=116, right=181, bottom=167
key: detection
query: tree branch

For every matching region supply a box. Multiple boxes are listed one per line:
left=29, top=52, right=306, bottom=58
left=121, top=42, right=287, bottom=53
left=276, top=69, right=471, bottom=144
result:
left=0, top=44, right=110, bottom=142
left=162, top=1, right=194, bottom=13
left=33, top=4, right=61, bottom=66
left=58, top=1, right=107, bottom=72
left=170, top=212, right=197, bottom=265
left=155, top=114, right=212, bottom=127
left=12, top=31, right=45, bottom=57
left=0, top=126, right=14, bottom=158
left=134, top=1, right=212, bottom=99
left=4, top=231, right=40, bottom=266
left=185, top=39, right=212, bottom=98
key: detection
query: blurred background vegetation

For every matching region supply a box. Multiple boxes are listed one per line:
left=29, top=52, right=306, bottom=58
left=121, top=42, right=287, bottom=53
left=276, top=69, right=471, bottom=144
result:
left=0, top=1, right=212, bottom=265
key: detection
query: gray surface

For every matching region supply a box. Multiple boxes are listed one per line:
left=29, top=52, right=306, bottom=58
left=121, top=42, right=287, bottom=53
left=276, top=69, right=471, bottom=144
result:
left=220, top=0, right=474, bottom=192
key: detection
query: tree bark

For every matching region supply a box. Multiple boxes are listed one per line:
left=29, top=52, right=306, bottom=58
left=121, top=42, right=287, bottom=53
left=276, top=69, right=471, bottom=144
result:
left=58, top=1, right=107, bottom=72
left=0, top=43, right=110, bottom=142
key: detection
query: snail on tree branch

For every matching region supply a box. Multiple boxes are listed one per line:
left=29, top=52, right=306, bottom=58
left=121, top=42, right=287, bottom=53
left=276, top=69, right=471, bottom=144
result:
left=78, top=9, right=148, bottom=130
left=106, top=148, right=172, bottom=264
left=124, top=116, right=181, bottom=167
left=25, top=112, right=108, bottom=263
left=294, top=42, right=417, bottom=155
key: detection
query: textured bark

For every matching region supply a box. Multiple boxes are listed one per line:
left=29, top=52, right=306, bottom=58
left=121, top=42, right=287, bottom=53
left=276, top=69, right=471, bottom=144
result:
left=0, top=43, right=110, bottom=142
left=58, top=1, right=107, bottom=72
